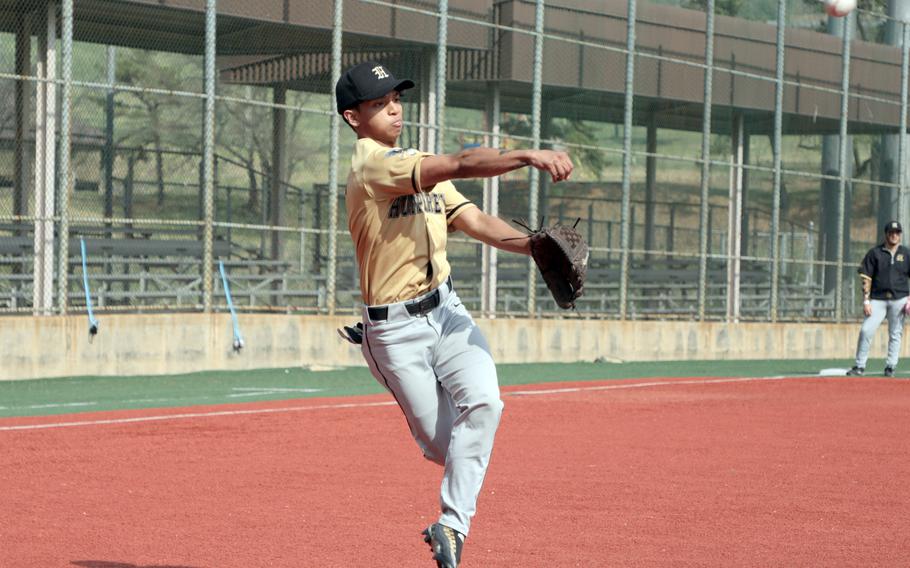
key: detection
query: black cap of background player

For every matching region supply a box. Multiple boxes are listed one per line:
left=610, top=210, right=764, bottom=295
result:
left=884, top=220, right=903, bottom=233
left=335, top=61, right=415, bottom=115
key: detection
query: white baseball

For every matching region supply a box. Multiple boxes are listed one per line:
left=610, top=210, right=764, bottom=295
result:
left=824, top=0, right=856, bottom=18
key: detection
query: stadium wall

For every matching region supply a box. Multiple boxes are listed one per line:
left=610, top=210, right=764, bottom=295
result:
left=0, top=314, right=897, bottom=380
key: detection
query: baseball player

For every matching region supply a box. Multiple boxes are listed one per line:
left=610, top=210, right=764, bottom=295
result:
left=335, top=60, right=573, bottom=568
left=847, top=220, right=910, bottom=377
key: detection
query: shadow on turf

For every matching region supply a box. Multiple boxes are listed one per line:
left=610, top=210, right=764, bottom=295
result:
left=72, top=562, right=200, bottom=568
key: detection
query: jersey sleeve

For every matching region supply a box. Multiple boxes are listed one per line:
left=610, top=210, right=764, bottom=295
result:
left=859, top=249, right=875, bottom=280
left=439, top=182, right=477, bottom=226
left=362, top=147, right=429, bottom=197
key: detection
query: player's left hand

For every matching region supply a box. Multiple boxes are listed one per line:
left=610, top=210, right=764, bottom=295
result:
left=518, top=219, right=588, bottom=309
left=337, top=322, right=364, bottom=345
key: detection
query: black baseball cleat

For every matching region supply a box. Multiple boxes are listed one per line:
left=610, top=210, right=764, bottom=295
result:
left=884, top=366, right=895, bottom=377
left=846, top=366, right=865, bottom=376
left=423, top=523, right=464, bottom=568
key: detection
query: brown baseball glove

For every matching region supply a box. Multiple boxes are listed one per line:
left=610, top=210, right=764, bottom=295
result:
left=513, top=219, right=589, bottom=309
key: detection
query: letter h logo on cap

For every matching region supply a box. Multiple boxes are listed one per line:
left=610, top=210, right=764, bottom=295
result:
left=335, top=61, right=415, bottom=115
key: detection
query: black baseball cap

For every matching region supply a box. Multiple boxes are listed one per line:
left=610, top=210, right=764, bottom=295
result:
left=885, top=220, right=903, bottom=233
left=335, top=61, right=414, bottom=115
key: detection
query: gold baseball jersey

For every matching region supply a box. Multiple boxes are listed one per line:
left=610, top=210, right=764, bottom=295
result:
left=345, top=137, right=477, bottom=306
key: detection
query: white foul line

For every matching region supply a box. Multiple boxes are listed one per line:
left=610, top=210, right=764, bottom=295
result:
left=0, top=401, right=99, bottom=411
left=505, top=375, right=798, bottom=396
left=0, top=389, right=326, bottom=412
left=0, top=375, right=829, bottom=432
left=228, top=387, right=324, bottom=398
left=0, top=401, right=397, bottom=432
left=231, top=387, right=325, bottom=393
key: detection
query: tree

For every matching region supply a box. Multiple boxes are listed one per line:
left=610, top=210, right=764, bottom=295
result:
left=216, top=86, right=272, bottom=213
left=114, top=50, right=202, bottom=207
left=216, top=86, right=325, bottom=215
left=497, top=114, right=609, bottom=182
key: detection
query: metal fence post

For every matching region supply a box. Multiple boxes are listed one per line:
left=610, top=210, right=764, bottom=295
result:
left=57, top=0, right=73, bottom=314
left=697, top=0, right=715, bottom=321
left=327, top=0, right=343, bottom=315
left=619, top=0, right=637, bottom=321
left=769, top=0, right=787, bottom=322
left=202, top=0, right=216, bottom=312
left=436, top=0, right=448, bottom=153
left=899, top=20, right=909, bottom=230
left=835, top=13, right=854, bottom=323
left=527, top=0, right=545, bottom=316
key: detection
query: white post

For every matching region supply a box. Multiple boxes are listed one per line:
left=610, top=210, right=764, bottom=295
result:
left=33, top=1, right=56, bottom=316
left=727, top=113, right=744, bottom=322
left=422, top=56, right=438, bottom=153
left=481, top=82, right=501, bottom=317
left=806, top=221, right=816, bottom=287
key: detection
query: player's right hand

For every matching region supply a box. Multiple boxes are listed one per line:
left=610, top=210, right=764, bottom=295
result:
left=863, top=303, right=872, bottom=317
left=337, top=322, right=364, bottom=345
left=527, top=150, right=573, bottom=183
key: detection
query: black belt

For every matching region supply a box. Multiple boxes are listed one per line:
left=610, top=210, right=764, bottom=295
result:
left=368, top=289, right=440, bottom=321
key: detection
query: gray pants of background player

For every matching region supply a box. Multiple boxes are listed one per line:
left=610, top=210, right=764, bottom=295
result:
left=854, top=297, right=908, bottom=369
left=361, top=278, right=503, bottom=536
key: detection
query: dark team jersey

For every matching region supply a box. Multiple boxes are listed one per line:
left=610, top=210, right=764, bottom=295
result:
left=859, top=244, right=910, bottom=300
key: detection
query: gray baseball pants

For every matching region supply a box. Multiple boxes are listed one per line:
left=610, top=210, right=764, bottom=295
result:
left=854, top=297, right=908, bottom=369
left=361, top=278, right=503, bottom=536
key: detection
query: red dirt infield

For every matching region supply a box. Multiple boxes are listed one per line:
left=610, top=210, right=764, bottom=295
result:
left=1, top=376, right=908, bottom=567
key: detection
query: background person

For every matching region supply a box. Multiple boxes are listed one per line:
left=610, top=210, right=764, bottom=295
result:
left=847, top=220, right=910, bottom=377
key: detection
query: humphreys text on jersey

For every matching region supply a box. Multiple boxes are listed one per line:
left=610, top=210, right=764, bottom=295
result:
left=388, top=193, right=444, bottom=219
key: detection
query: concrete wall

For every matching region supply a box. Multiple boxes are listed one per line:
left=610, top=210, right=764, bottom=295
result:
left=0, top=313, right=902, bottom=381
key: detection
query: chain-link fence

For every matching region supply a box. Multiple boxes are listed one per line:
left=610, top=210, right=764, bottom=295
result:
left=1, top=0, right=908, bottom=322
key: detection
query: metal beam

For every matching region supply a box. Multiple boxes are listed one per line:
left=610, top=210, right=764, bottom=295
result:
left=435, top=0, right=448, bottom=153
left=57, top=0, right=74, bottom=314
left=644, top=113, right=657, bottom=257
left=619, top=0, right=637, bottom=320
left=526, top=0, right=544, bottom=316
left=326, top=0, right=343, bottom=315
left=835, top=14, right=854, bottom=322
left=202, top=0, right=216, bottom=312
left=769, top=0, right=786, bottom=322
left=697, top=0, right=716, bottom=321
left=900, top=17, right=910, bottom=230
left=888, top=0, right=910, bottom=230
left=271, top=85, right=287, bottom=265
